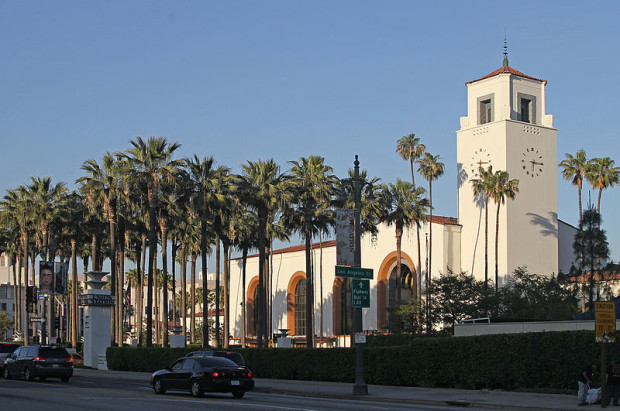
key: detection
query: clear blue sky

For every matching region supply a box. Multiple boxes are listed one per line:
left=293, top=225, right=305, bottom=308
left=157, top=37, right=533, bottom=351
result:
left=1, top=1, right=618, bottom=270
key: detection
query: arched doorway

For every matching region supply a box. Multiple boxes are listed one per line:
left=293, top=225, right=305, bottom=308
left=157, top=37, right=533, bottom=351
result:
left=377, top=251, right=416, bottom=330
left=286, top=271, right=306, bottom=335
left=246, top=276, right=259, bottom=336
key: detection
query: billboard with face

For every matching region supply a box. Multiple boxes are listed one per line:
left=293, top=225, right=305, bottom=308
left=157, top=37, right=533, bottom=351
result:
left=39, top=261, right=54, bottom=294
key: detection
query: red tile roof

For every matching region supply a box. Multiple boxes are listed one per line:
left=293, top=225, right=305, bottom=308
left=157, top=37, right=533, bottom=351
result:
left=466, top=66, right=546, bottom=85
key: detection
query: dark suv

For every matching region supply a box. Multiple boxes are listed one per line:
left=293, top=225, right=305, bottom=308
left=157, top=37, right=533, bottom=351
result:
left=3, top=345, right=73, bottom=382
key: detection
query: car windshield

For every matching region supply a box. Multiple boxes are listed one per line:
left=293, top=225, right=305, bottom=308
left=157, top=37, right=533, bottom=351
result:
left=196, top=357, right=238, bottom=368
left=40, top=348, right=70, bottom=358
left=0, top=344, right=18, bottom=353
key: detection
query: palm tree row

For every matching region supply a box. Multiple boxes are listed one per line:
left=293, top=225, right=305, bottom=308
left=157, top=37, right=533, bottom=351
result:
left=4, top=136, right=436, bottom=345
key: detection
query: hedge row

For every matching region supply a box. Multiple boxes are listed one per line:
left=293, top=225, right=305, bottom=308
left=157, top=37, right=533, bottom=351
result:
left=107, top=330, right=613, bottom=390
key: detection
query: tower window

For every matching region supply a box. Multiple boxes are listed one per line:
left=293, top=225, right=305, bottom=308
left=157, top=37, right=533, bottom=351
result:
left=517, top=93, right=536, bottom=124
left=521, top=98, right=532, bottom=123
left=477, top=94, right=494, bottom=125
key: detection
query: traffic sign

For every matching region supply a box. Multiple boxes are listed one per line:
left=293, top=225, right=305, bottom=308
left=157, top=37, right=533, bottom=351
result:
left=38, top=294, right=45, bottom=301
left=352, top=279, right=370, bottom=308
left=595, top=301, right=616, bottom=343
left=30, top=317, right=44, bottom=322
left=335, top=266, right=373, bottom=279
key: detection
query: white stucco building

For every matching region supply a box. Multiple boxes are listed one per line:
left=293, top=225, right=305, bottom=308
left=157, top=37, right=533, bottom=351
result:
left=228, top=55, right=577, bottom=343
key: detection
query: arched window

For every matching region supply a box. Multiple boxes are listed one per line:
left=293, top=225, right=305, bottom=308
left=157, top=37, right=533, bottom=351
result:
left=294, top=279, right=306, bottom=336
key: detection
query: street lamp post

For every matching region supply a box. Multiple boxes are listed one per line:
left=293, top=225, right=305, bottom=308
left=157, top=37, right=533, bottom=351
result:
left=352, top=155, right=368, bottom=395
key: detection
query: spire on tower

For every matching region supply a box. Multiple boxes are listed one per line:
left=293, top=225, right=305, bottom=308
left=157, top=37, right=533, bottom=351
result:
left=503, top=36, right=509, bottom=67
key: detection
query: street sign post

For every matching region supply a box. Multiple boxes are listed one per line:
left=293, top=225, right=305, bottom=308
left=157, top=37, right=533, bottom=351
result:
left=30, top=317, right=44, bottom=322
left=352, top=279, right=370, bottom=308
left=335, top=266, right=373, bottom=279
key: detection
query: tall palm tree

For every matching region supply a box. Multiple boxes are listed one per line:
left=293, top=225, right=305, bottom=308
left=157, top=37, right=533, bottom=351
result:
left=78, top=153, right=123, bottom=343
left=56, top=191, right=88, bottom=347
left=120, top=136, right=182, bottom=346
left=470, top=166, right=494, bottom=285
left=559, top=149, right=589, bottom=309
left=396, top=134, right=426, bottom=299
left=287, top=156, right=337, bottom=347
left=489, top=169, right=519, bottom=292
left=237, top=159, right=288, bottom=347
left=559, top=149, right=589, bottom=225
left=230, top=200, right=258, bottom=348
left=185, top=155, right=230, bottom=347
left=27, top=176, right=67, bottom=260
left=586, top=157, right=619, bottom=216
left=417, top=152, right=445, bottom=281
left=381, top=179, right=428, bottom=304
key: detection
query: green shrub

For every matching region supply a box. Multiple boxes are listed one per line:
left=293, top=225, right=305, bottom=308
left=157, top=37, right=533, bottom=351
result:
left=107, top=330, right=610, bottom=390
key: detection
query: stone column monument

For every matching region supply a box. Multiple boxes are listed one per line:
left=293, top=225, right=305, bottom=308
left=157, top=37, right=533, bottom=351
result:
left=78, top=271, right=115, bottom=369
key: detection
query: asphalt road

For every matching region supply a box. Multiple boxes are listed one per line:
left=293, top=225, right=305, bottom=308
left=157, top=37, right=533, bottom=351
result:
left=0, top=374, right=485, bottom=410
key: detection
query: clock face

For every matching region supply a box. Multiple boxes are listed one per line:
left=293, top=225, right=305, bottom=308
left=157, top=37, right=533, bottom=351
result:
left=469, top=148, right=492, bottom=177
left=521, top=147, right=544, bottom=178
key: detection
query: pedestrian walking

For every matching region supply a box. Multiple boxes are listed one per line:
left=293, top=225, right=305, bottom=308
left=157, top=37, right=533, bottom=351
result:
left=578, top=363, right=596, bottom=406
left=608, top=360, right=620, bottom=406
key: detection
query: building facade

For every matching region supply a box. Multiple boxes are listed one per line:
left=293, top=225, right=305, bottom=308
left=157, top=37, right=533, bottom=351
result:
left=228, top=57, right=577, bottom=342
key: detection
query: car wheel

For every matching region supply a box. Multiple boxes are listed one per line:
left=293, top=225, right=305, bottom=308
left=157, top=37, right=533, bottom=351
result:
left=191, top=379, right=203, bottom=397
left=61, top=376, right=70, bottom=382
left=153, top=378, right=166, bottom=394
left=24, top=367, right=33, bottom=381
left=3, top=367, right=10, bottom=379
left=232, top=390, right=245, bottom=399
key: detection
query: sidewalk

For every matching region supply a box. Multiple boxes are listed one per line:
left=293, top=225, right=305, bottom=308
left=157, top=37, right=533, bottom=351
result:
left=73, top=368, right=593, bottom=410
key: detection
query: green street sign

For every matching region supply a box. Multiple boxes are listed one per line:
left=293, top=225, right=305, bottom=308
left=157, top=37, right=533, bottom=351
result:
left=352, top=279, right=370, bottom=308
left=335, top=265, right=373, bottom=279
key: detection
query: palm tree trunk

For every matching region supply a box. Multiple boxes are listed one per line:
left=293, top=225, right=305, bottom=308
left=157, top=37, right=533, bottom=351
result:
left=109, top=215, right=116, bottom=345
left=146, top=189, right=158, bottom=347
left=22, top=232, right=29, bottom=344
left=16, top=248, right=22, bottom=336
left=241, top=246, right=247, bottom=348
left=191, top=252, right=196, bottom=344
left=495, top=201, right=501, bottom=293
left=180, top=245, right=187, bottom=342
left=223, top=242, right=230, bottom=349
left=215, top=234, right=221, bottom=347
left=416, top=225, right=422, bottom=300
left=71, top=240, right=78, bottom=348
left=484, top=197, right=489, bottom=286
left=200, top=219, right=209, bottom=348
left=11, top=256, right=18, bottom=339
left=171, top=237, right=177, bottom=324
left=396, top=226, right=403, bottom=303
left=256, top=208, right=267, bottom=348
left=137, top=235, right=145, bottom=346
left=305, top=226, right=314, bottom=348
left=161, top=224, right=169, bottom=348
left=319, top=232, right=324, bottom=340
left=119, top=236, right=126, bottom=346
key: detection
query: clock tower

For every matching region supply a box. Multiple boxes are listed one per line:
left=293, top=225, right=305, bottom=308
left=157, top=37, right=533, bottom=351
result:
left=457, top=51, right=558, bottom=283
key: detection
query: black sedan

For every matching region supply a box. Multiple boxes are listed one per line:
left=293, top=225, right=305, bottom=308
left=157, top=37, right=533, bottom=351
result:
left=150, top=356, right=254, bottom=398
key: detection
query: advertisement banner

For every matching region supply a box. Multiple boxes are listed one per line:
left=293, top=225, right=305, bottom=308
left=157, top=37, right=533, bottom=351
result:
left=39, top=261, right=54, bottom=295
left=336, top=208, right=355, bottom=266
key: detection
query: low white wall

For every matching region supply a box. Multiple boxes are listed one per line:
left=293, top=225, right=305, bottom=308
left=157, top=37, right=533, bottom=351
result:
left=453, top=320, right=605, bottom=337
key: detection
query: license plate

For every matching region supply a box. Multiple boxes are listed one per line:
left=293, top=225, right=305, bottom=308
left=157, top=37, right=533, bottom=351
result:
left=231, top=380, right=240, bottom=386
left=52, top=364, right=59, bottom=368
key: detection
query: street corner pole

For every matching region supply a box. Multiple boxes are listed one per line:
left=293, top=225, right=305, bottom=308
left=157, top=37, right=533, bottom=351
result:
left=352, top=154, right=368, bottom=396
left=602, top=342, right=608, bottom=409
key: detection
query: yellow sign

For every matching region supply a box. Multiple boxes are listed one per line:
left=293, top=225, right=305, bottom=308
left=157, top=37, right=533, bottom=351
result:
left=595, top=301, right=616, bottom=343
